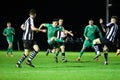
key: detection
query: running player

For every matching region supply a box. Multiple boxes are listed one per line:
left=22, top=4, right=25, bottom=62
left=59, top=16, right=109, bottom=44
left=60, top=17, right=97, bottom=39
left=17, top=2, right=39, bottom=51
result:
left=3, top=22, right=15, bottom=57
left=76, top=19, right=102, bottom=61
left=16, top=9, right=45, bottom=68
left=93, top=16, right=118, bottom=65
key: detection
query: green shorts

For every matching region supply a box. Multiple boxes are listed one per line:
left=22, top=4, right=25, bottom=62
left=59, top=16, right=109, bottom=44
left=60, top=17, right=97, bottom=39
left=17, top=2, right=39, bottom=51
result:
left=47, top=39, right=60, bottom=48
left=82, top=40, right=93, bottom=48
left=7, top=38, right=13, bottom=44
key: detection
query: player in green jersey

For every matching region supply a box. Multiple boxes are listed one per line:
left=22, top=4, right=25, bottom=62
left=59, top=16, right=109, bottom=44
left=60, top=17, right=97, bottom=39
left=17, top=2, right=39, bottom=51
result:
left=39, top=19, right=72, bottom=63
left=3, top=22, right=15, bottom=57
left=76, top=19, right=102, bottom=61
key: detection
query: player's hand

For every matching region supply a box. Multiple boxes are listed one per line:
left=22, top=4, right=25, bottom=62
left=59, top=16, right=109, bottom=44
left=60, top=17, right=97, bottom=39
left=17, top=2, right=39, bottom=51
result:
left=40, top=29, right=46, bottom=33
left=85, top=37, right=89, bottom=40
left=103, top=28, right=106, bottom=32
left=70, top=33, right=74, bottom=36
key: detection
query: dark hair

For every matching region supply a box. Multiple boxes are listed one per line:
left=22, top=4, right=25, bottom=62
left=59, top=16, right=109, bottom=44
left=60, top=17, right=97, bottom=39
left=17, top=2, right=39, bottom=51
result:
left=7, top=22, right=11, bottom=24
left=52, top=19, right=58, bottom=22
left=29, top=9, right=36, bottom=15
left=88, top=18, right=94, bottom=21
left=111, top=16, right=118, bottom=20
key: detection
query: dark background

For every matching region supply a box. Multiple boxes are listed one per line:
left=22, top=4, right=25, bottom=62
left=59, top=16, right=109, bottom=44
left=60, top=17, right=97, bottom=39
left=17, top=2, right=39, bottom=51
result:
left=0, top=0, right=120, bottom=51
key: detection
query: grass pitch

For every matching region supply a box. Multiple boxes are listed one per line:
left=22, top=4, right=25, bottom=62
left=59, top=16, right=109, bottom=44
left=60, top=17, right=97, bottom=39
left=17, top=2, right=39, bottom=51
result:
left=0, top=50, right=120, bottom=80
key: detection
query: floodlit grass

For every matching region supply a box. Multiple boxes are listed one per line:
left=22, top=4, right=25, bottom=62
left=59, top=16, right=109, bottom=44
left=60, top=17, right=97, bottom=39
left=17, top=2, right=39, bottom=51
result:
left=0, top=50, right=120, bottom=80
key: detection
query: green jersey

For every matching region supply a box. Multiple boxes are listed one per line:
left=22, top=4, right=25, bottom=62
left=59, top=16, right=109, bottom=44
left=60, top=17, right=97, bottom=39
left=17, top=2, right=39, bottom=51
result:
left=3, top=27, right=15, bottom=40
left=45, top=24, right=62, bottom=40
left=84, top=25, right=102, bottom=41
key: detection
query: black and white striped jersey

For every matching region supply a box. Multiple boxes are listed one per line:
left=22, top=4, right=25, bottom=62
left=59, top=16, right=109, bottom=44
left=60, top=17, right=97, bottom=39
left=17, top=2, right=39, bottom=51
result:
left=22, top=17, right=34, bottom=40
left=105, top=22, right=118, bottom=42
left=56, top=26, right=67, bottom=40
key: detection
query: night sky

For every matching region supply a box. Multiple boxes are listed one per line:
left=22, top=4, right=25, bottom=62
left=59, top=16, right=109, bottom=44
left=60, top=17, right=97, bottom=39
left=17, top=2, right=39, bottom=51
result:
left=0, top=0, right=120, bottom=51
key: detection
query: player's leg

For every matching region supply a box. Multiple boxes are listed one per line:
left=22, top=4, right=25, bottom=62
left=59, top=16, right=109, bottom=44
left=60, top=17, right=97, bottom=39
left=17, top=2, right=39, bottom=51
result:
left=60, top=45, right=67, bottom=63
left=76, top=40, right=91, bottom=61
left=53, top=36, right=64, bottom=43
left=103, top=45, right=109, bottom=65
left=115, top=39, right=120, bottom=56
left=6, top=39, right=11, bottom=56
left=93, top=38, right=101, bottom=59
left=46, top=39, right=55, bottom=56
left=16, top=40, right=31, bottom=68
left=54, top=47, right=60, bottom=63
left=115, top=49, right=120, bottom=56
left=9, top=43, right=13, bottom=57
left=26, top=41, right=40, bottom=67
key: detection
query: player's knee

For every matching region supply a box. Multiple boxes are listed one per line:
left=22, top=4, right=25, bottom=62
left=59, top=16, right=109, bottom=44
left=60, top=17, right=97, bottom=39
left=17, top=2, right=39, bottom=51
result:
left=51, top=37, right=56, bottom=42
left=33, top=45, right=40, bottom=52
left=93, top=40, right=96, bottom=45
left=103, top=46, right=109, bottom=53
left=9, top=43, right=13, bottom=48
left=24, top=49, right=30, bottom=56
left=82, top=48, right=86, bottom=51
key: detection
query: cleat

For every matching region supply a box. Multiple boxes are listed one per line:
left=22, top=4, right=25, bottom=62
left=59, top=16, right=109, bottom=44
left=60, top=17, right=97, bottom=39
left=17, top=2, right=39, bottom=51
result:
left=46, top=49, right=51, bottom=56
left=11, top=54, right=14, bottom=57
left=76, top=57, right=80, bottom=61
left=26, top=61, right=35, bottom=68
left=93, top=54, right=101, bottom=60
left=104, top=61, right=108, bottom=65
left=96, top=58, right=100, bottom=62
left=54, top=56, right=58, bottom=63
left=16, top=63, right=22, bottom=68
left=62, top=59, right=67, bottom=63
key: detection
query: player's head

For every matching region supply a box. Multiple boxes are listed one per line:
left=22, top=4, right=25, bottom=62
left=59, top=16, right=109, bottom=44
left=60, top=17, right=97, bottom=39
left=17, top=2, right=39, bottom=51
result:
left=99, top=18, right=103, bottom=23
left=29, top=9, right=36, bottom=19
left=58, top=18, right=64, bottom=26
left=110, top=16, right=118, bottom=23
left=88, top=19, right=94, bottom=26
left=52, top=19, right=58, bottom=27
left=7, top=22, right=11, bottom=27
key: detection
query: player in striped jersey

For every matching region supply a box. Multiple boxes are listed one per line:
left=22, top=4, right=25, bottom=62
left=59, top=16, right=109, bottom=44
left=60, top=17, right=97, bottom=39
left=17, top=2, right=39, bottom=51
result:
left=93, top=16, right=118, bottom=65
left=16, top=9, right=46, bottom=68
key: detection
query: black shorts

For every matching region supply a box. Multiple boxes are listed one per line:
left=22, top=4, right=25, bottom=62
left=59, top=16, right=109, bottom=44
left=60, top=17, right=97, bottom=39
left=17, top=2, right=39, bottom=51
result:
left=23, top=40, right=37, bottom=49
left=100, top=37, right=113, bottom=48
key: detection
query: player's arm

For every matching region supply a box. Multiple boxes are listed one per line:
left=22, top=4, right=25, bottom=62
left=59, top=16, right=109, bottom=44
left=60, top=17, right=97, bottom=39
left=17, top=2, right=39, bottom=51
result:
left=3, top=29, right=8, bottom=36
left=31, top=25, right=46, bottom=33
left=99, top=19, right=106, bottom=32
left=84, top=26, right=89, bottom=40
left=63, top=29, right=74, bottom=36
left=20, top=24, right=25, bottom=30
left=39, top=23, right=46, bottom=29
left=11, top=28, right=15, bottom=35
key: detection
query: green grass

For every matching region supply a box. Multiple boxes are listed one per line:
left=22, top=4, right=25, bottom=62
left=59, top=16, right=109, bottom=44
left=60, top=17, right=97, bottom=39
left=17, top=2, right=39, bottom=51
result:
left=0, top=50, right=120, bottom=80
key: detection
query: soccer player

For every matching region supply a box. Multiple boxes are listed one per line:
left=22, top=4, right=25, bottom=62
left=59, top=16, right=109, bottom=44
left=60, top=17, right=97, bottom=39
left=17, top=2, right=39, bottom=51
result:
left=46, top=18, right=74, bottom=62
left=3, top=22, right=15, bottom=57
left=93, top=16, right=118, bottom=65
left=39, top=19, right=73, bottom=63
left=76, top=19, right=102, bottom=61
left=16, top=9, right=45, bottom=68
